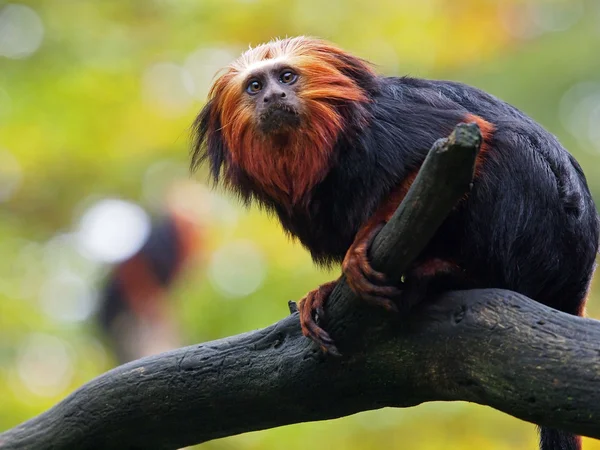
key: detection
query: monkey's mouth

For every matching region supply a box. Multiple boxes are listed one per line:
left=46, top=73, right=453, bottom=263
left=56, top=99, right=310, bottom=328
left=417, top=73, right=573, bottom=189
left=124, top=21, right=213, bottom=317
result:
left=259, top=103, right=301, bottom=134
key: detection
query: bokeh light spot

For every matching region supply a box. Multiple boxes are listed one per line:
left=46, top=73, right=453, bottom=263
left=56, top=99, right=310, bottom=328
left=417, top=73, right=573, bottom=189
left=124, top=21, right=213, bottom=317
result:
left=532, top=0, right=583, bottom=33
left=43, top=233, right=103, bottom=281
left=141, top=62, right=195, bottom=116
left=76, top=198, right=151, bottom=263
left=142, top=159, right=189, bottom=208
left=559, top=81, right=600, bottom=155
left=16, top=334, right=73, bottom=397
left=208, top=240, right=267, bottom=298
left=184, top=47, right=238, bottom=100
left=39, top=270, right=97, bottom=323
left=0, top=4, right=44, bottom=59
left=14, top=240, right=46, bottom=300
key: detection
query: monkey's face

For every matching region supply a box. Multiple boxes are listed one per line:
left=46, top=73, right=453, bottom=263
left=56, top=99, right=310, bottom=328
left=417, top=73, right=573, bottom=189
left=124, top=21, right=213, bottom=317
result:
left=195, top=37, right=376, bottom=202
left=203, top=37, right=374, bottom=157
left=244, top=64, right=302, bottom=134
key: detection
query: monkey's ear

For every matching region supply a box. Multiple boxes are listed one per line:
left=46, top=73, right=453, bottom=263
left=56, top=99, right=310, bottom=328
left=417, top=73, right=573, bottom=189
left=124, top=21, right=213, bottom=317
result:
left=191, top=100, right=227, bottom=183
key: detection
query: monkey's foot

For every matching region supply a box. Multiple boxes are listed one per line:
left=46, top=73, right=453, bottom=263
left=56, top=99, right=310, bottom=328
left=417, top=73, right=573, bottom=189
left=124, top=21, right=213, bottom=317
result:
left=297, top=281, right=341, bottom=356
left=342, top=223, right=401, bottom=312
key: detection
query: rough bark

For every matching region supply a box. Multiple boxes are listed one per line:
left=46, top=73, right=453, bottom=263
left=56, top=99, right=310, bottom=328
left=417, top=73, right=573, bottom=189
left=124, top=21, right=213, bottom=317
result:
left=1, top=123, right=599, bottom=450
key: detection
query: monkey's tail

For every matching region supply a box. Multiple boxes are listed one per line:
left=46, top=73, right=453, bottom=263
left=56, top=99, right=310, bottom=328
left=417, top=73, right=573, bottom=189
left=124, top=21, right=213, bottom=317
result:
left=540, top=427, right=581, bottom=450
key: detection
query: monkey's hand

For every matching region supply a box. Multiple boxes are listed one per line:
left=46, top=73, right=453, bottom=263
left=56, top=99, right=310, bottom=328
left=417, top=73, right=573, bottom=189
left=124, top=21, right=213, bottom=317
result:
left=297, top=280, right=340, bottom=356
left=298, top=223, right=404, bottom=356
left=342, top=223, right=402, bottom=312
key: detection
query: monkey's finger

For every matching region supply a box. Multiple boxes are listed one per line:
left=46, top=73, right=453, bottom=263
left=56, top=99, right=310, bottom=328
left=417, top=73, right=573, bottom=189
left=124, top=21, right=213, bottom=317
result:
left=312, top=283, right=337, bottom=321
left=302, top=316, right=334, bottom=344
left=315, top=305, right=326, bottom=322
left=303, top=320, right=337, bottom=349
left=299, top=300, right=335, bottom=344
left=343, top=253, right=387, bottom=284
left=357, top=258, right=387, bottom=283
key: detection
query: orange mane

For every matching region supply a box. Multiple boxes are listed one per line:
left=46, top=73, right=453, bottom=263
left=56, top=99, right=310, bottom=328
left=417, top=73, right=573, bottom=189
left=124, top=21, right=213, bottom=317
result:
left=201, top=36, right=376, bottom=207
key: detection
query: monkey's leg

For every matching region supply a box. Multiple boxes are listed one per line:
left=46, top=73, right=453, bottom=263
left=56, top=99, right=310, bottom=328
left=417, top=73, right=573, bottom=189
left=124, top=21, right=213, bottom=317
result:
left=342, top=223, right=402, bottom=312
left=297, top=280, right=341, bottom=356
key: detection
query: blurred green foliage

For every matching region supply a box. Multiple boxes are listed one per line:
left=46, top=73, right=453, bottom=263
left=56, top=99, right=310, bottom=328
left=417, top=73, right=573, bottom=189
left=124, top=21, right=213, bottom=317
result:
left=1, top=0, right=600, bottom=449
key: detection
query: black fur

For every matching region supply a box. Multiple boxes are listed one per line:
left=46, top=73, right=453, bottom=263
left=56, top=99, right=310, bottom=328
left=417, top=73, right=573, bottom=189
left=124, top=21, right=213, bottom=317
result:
left=193, top=74, right=599, bottom=450
left=541, top=427, right=582, bottom=450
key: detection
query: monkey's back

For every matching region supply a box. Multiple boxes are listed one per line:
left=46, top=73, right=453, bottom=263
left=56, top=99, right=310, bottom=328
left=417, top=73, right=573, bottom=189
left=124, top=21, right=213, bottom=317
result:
left=413, top=79, right=599, bottom=312
left=428, top=117, right=599, bottom=313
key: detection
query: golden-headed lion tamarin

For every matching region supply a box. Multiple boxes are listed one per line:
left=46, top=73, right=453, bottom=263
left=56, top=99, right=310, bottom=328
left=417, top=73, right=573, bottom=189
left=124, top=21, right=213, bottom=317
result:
left=191, top=36, right=599, bottom=450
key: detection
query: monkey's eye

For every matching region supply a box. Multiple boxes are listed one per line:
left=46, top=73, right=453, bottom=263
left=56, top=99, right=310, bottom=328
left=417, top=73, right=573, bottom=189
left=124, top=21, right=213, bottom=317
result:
left=279, top=70, right=297, bottom=85
left=246, top=79, right=262, bottom=94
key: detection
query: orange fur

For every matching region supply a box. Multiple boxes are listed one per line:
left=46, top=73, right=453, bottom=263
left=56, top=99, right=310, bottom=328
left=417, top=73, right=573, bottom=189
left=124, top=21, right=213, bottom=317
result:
left=464, top=113, right=495, bottom=176
left=577, top=291, right=589, bottom=317
left=206, top=37, right=375, bottom=206
left=575, top=276, right=595, bottom=317
left=410, top=258, right=461, bottom=278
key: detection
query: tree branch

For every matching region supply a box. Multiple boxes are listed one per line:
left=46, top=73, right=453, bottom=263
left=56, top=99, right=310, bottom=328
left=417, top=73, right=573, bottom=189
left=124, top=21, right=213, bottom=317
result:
left=2, top=124, right=599, bottom=450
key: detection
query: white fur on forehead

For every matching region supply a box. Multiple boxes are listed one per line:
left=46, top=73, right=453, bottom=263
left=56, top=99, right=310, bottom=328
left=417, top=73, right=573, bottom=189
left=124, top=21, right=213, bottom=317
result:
left=229, top=36, right=320, bottom=72
left=232, top=56, right=291, bottom=80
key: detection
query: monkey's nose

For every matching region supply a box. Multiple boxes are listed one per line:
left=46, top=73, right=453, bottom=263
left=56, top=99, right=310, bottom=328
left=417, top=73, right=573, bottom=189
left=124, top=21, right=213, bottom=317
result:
left=263, top=91, right=287, bottom=103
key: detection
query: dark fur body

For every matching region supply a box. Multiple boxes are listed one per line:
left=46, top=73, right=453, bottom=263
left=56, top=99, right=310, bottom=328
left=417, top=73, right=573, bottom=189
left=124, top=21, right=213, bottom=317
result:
left=196, top=74, right=599, bottom=450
